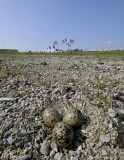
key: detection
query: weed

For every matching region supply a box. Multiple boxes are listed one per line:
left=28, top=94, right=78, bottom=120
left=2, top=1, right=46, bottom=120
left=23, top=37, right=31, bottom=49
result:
left=68, top=78, right=78, bottom=84
left=117, top=144, right=124, bottom=148
left=95, top=76, right=107, bottom=98
left=95, top=76, right=106, bottom=90
left=110, top=117, right=115, bottom=126
left=16, top=52, right=25, bottom=71
left=81, top=87, right=92, bottom=98
left=0, top=90, right=3, bottom=96
left=2, top=64, right=8, bottom=74
left=0, top=64, right=8, bottom=78
left=88, top=79, right=95, bottom=86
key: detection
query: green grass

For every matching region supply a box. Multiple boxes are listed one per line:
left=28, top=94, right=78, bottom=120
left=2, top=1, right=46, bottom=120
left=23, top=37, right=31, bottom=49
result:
left=0, top=50, right=123, bottom=62
left=0, top=50, right=124, bottom=56
left=68, top=78, right=78, bottom=84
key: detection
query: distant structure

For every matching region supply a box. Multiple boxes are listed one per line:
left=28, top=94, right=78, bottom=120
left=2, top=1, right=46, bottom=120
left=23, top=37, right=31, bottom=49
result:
left=104, top=41, right=111, bottom=50
left=0, top=49, right=18, bottom=54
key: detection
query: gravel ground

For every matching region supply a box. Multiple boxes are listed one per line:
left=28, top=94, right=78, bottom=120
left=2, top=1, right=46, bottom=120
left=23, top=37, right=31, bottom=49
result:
left=0, top=55, right=124, bottom=160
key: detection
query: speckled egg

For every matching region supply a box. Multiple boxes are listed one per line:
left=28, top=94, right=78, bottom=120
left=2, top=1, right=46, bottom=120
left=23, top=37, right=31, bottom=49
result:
left=43, top=108, right=61, bottom=128
left=52, top=122, right=74, bottom=148
left=63, top=108, right=83, bottom=128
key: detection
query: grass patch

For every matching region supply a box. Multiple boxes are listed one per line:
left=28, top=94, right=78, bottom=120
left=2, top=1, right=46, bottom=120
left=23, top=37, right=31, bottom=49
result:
left=0, top=50, right=123, bottom=56
left=0, top=50, right=124, bottom=62
left=68, top=78, right=78, bottom=84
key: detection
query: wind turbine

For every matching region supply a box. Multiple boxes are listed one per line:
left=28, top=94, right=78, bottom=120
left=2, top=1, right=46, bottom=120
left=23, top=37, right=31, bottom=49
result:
left=104, top=41, right=111, bottom=50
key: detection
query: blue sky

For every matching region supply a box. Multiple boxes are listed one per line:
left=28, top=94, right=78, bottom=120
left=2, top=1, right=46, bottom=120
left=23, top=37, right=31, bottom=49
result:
left=0, top=0, right=124, bottom=51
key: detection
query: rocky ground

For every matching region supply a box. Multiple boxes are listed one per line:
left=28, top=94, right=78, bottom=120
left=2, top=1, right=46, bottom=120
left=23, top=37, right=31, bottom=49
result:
left=0, top=55, right=124, bottom=160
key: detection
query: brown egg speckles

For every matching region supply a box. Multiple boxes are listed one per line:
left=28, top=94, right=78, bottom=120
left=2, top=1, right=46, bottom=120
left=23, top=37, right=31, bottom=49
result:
left=43, top=108, right=61, bottom=128
left=63, top=108, right=83, bottom=128
left=52, top=122, right=74, bottom=148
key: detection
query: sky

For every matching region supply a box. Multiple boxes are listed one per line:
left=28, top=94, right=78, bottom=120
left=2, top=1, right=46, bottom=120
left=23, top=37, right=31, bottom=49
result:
left=0, top=0, right=124, bottom=51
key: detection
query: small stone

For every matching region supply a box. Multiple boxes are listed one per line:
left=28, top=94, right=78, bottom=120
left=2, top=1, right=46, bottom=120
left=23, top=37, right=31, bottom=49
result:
left=50, top=150, right=55, bottom=157
left=77, top=145, right=82, bottom=151
left=117, top=108, right=124, bottom=121
left=33, top=148, right=39, bottom=159
left=65, top=153, right=70, bottom=160
left=89, top=149, right=96, bottom=156
left=54, top=152, right=64, bottom=160
left=7, top=136, right=13, bottom=145
left=61, top=156, right=66, bottom=160
left=100, top=134, right=110, bottom=143
left=69, top=150, right=75, bottom=156
left=96, top=141, right=103, bottom=148
left=13, top=127, right=18, bottom=134
left=103, top=121, right=109, bottom=129
left=23, top=148, right=28, bottom=154
left=102, top=149, right=108, bottom=156
left=117, top=122, right=124, bottom=147
left=40, top=140, right=50, bottom=156
left=36, top=134, right=41, bottom=142
left=35, top=142, right=40, bottom=149
left=0, top=104, right=6, bottom=108
left=73, top=156, right=79, bottom=160
left=0, top=98, right=16, bottom=101
left=108, top=109, right=117, bottom=118
left=89, top=142, right=95, bottom=148
left=17, top=155, right=31, bottom=160
left=51, top=142, right=58, bottom=152
left=17, top=148, right=21, bottom=154
left=21, top=100, right=25, bottom=107
left=113, top=118, right=118, bottom=126
left=82, top=143, right=86, bottom=148
left=70, top=156, right=74, bottom=160
left=76, top=150, right=81, bottom=157
left=87, top=155, right=94, bottom=160
left=109, top=123, right=113, bottom=129
left=95, top=153, right=100, bottom=160
left=104, top=156, right=109, bottom=160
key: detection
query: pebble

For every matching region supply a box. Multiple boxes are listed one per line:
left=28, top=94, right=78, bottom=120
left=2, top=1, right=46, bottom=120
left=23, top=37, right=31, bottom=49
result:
left=102, top=149, right=108, bottom=156
left=35, top=142, right=40, bottom=149
left=69, top=150, right=76, bottom=156
left=0, top=104, right=6, bottom=108
left=40, top=140, right=50, bottom=156
left=117, top=108, right=124, bottom=121
left=113, top=118, right=118, bottom=126
left=61, top=156, right=66, bottom=160
left=77, top=145, right=82, bottom=151
left=87, top=155, right=94, bottom=160
left=104, top=156, right=109, bottom=160
left=100, top=134, right=110, bottom=143
left=109, top=123, right=113, bottom=129
left=51, top=142, right=58, bottom=152
left=0, top=98, right=16, bottom=101
left=108, top=109, right=117, bottom=118
left=23, top=148, right=28, bottom=154
left=54, top=152, right=64, bottom=160
left=50, top=150, right=55, bottom=157
left=7, top=136, right=13, bottom=145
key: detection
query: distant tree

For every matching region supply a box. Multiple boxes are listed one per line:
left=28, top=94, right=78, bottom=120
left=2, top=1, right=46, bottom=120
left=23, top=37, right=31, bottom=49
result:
left=74, top=49, right=79, bottom=52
